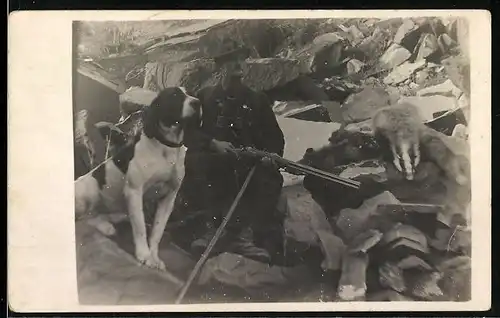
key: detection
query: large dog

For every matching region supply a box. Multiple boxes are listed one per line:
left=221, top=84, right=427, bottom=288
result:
left=76, top=87, right=202, bottom=270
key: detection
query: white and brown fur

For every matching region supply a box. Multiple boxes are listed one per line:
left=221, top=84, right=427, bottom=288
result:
left=372, top=102, right=469, bottom=185
left=372, top=102, right=424, bottom=181
left=75, top=87, right=202, bottom=270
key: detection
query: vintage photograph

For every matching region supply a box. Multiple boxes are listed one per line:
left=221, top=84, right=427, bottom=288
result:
left=73, top=17, right=472, bottom=305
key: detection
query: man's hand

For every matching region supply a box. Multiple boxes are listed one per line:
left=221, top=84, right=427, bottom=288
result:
left=261, top=155, right=278, bottom=169
left=210, top=139, right=236, bottom=154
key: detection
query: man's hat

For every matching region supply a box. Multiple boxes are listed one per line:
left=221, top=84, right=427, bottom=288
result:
left=211, top=39, right=251, bottom=66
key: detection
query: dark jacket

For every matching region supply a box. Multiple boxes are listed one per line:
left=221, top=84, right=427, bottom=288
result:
left=185, top=83, right=285, bottom=157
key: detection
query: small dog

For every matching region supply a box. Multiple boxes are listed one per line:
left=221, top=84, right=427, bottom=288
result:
left=75, top=87, right=202, bottom=270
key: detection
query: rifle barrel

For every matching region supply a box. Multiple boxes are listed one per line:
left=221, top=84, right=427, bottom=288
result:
left=234, top=148, right=361, bottom=189
left=285, top=161, right=360, bottom=189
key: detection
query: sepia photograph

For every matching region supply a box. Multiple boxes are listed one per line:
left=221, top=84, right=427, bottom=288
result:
left=72, top=16, right=474, bottom=305
left=8, top=10, right=491, bottom=313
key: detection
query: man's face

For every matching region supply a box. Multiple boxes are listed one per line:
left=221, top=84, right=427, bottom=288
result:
left=220, top=61, right=243, bottom=90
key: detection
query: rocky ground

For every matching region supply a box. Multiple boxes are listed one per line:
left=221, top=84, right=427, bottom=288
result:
left=75, top=17, right=471, bottom=303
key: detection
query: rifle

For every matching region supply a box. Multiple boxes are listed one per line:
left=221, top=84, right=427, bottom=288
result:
left=232, top=147, right=361, bottom=190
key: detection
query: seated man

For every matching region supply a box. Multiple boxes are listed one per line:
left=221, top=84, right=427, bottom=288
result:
left=179, top=45, right=286, bottom=263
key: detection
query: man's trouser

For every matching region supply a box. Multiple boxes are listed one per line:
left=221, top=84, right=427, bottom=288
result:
left=178, top=151, right=284, bottom=246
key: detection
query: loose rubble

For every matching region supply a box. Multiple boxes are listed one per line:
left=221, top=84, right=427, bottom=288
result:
left=76, top=16, right=472, bottom=303
left=379, top=43, right=411, bottom=70
left=383, top=60, right=426, bottom=85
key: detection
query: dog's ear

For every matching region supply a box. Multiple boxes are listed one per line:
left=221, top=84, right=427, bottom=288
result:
left=95, top=122, right=127, bottom=145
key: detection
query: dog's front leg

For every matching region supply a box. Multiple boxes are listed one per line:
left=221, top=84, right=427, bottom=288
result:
left=148, top=187, right=180, bottom=271
left=123, top=185, right=153, bottom=267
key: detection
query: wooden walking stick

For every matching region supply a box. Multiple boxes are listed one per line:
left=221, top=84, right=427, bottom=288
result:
left=175, top=165, right=258, bottom=304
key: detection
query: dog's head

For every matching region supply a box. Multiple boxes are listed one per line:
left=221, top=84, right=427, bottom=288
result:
left=142, top=87, right=202, bottom=147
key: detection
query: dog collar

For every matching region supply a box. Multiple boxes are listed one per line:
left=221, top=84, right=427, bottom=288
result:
left=158, top=137, right=184, bottom=148
left=153, top=130, right=184, bottom=148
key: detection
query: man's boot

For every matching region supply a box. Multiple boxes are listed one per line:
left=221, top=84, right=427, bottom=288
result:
left=227, top=226, right=271, bottom=263
left=191, top=224, right=271, bottom=264
left=190, top=221, right=231, bottom=257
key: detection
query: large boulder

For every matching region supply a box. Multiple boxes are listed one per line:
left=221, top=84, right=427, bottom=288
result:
left=313, top=32, right=345, bottom=46
left=425, top=107, right=468, bottom=137
left=280, top=184, right=333, bottom=245
left=441, top=54, right=470, bottom=97
left=393, top=18, right=419, bottom=45
left=442, top=17, right=469, bottom=59
left=373, top=18, right=404, bottom=31
left=398, top=95, right=460, bottom=122
left=431, top=225, right=471, bottom=255
left=146, top=49, right=201, bottom=64
left=346, top=59, right=365, bottom=75
left=416, top=79, right=463, bottom=100
left=267, top=75, right=332, bottom=102
left=241, top=58, right=302, bottom=92
left=337, top=24, right=366, bottom=46
left=436, top=256, right=471, bottom=301
left=383, top=60, right=427, bottom=86
left=418, top=125, right=470, bottom=190
left=197, top=252, right=313, bottom=300
left=198, top=19, right=289, bottom=59
left=126, top=48, right=204, bottom=88
left=336, top=191, right=401, bottom=241
left=272, top=100, right=340, bottom=123
left=341, top=87, right=392, bottom=124
left=276, top=116, right=341, bottom=162
left=396, top=18, right=447, bottom=54
left=356, top=27, right=391, bottom=62
left=337, top=253, right=369, bottom=301
left=143, top=59, right=218, bottom=94
left=413, top=33, right=440, bottom=62
left=279, top=184, right=346, bottom=271
left=293, top=32, right=347, bottom=75
left=378, top=43, right=412, bottom=70
left=378, top=261, right=406, bottom=293
left=118, top=87, right=158, bottom=118
left=437, top=33, right=458, bottom=56
left=319, top=76, right=360, bottom=103
left=300, top=131, right=381, bottom=170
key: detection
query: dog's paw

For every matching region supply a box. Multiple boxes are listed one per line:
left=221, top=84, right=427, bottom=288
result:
left=136, top=250, right=166, bottom=271
left=145, top=255, right=166, bottom=271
